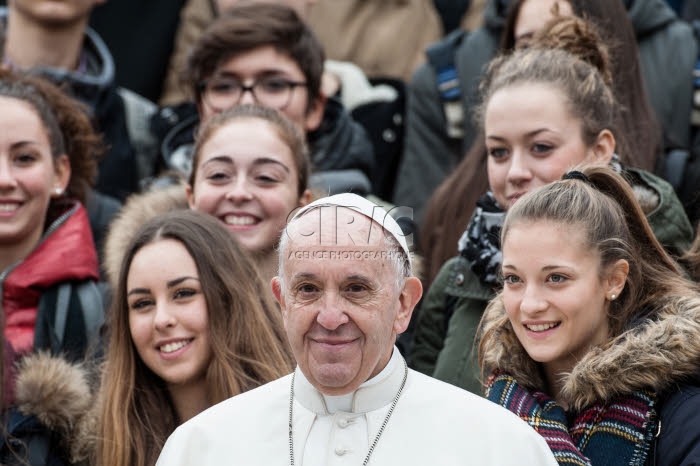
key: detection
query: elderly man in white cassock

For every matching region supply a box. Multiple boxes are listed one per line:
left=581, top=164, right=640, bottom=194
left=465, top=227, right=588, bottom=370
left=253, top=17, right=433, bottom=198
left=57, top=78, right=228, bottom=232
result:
left=156, top=193, right=558, bottom=466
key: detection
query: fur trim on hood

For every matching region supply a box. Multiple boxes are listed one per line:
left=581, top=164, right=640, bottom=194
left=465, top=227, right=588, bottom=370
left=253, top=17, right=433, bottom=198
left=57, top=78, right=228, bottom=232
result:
left=14, top=353, right=96, bottom=463
left=479, top=293, right=700, bottom=411
left=103, top=183, right=189, bottom=288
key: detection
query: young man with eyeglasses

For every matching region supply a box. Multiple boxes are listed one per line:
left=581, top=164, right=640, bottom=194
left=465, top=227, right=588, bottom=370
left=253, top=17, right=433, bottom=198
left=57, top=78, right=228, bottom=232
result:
left=153, top=2, right=375, bottom=196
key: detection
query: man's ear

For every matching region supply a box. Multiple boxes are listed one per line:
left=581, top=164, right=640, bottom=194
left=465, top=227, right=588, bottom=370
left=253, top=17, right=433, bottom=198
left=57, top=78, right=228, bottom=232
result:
left=271, top=277, right=287, bottom=321
left=304, top=94, right=326, bottom=132
left=393, top=277, right=422, bottom=334
left=590, top=129, right=616, bottom=164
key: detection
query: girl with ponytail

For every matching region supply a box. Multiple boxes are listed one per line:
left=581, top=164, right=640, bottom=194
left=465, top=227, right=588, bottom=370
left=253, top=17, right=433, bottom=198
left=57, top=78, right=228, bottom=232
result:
left=478, top=164, right=700, bottom=465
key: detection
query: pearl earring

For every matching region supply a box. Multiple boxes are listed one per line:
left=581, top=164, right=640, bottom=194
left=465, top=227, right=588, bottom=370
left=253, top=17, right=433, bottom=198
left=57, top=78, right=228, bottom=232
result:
left=610, top=294, right=616, bottom=300
left=54, top=188, right=63, bottom=196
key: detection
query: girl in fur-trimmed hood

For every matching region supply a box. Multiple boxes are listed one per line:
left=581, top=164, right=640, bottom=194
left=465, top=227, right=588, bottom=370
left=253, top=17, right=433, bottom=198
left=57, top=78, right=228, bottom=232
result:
left=478, top=165, right=700, bottom=466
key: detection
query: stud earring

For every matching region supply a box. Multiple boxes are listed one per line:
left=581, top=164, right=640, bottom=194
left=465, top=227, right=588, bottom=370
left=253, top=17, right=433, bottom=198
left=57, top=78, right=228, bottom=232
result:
left=610, top=294, right=616, bottom=300
left=54, top=188, right=63, bottom=197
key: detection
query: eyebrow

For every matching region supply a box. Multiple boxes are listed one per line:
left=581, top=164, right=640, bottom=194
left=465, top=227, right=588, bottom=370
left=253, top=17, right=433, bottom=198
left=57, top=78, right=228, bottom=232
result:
left=502, top=264, right=571, bottom=272
left=290, top=272, right=318, bottom=283
left=126, top=276, right=199, bottom=296
left=127, top=288, right=150, bottom=297
left=346, top=274, right=373, bottom=283
left=289, top=273, right=375, bottom=284
left=10, top=140, right=40, bottom=149
left=214, top=70, right=291, bottom=80
left=202, top=155, right=290, bottom=173
left=167, top=276, right=200, bottom=288
left=487, top=128, right=551, bottom=143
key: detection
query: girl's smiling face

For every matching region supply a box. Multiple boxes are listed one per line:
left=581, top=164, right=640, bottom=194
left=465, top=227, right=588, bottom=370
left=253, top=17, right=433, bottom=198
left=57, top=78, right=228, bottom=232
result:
left=128, top=239, right=212, bottom=389
left=188, top=117, right=309, bottom=254
left=485, top=83, right=612, bottom=210
left=501, top=220, right=626, bottom=378
left=0, top=96, right=69, bottom=255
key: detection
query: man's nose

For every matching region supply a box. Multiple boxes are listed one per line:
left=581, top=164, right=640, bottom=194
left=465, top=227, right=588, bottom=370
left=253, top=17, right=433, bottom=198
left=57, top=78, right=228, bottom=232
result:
left=316, top=293, right=349, bottom=331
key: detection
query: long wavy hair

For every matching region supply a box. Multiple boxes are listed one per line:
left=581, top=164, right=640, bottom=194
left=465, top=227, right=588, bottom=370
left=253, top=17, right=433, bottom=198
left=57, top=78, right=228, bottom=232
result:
left=96, top=210, right=294, bottom=466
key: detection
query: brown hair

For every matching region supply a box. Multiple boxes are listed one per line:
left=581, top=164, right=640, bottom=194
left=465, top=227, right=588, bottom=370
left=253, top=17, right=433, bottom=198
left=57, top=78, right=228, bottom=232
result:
left=500, top=0, right=660, bottom=170
left=185, top=2, right=324, bottom=110
left=420, top=15, right=625, bottom=288
left=189, top=104, right=310, bottom=197
left=0, top=70, right=101, bottom=212
left=476, top=48, right=617, bottom=152
left=478, top=165, right=693, bottom=377
left=96, top=210, right=294, bottom=466
left=420, top=137, right=489, bottom=286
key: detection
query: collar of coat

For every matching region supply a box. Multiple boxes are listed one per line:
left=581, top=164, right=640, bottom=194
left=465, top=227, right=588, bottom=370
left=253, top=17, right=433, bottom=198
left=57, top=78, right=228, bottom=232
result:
left=479, top=293, right=700, bottom=412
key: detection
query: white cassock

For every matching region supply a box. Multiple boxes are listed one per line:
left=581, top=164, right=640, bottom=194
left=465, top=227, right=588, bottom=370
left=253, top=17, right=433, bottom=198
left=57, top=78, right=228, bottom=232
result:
left=156, top=349, right=557, bottom=466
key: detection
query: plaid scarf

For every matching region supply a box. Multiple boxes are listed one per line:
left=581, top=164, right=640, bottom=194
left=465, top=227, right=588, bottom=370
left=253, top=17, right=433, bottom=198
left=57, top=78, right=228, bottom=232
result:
left=486, top=372, right=658, bottom=466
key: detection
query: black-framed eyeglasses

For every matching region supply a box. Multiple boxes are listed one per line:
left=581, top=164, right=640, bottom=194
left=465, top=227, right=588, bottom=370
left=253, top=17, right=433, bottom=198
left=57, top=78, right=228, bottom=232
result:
left=198, top=76, right=308, bottom=111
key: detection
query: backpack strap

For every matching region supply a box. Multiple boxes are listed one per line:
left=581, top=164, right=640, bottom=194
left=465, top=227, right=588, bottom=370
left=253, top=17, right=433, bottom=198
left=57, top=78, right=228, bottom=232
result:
left=35, top=281, right=106, bottom=358
left=51, top=283, right=72, bottom=352
left=426, top=29, right=468, bottom=139
left=74, top=281, right=106, bottom=351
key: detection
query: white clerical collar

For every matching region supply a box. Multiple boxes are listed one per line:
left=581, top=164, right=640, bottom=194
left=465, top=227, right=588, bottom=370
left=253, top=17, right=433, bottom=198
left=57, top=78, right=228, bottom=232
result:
left=294, top=347, right=405, bottom=415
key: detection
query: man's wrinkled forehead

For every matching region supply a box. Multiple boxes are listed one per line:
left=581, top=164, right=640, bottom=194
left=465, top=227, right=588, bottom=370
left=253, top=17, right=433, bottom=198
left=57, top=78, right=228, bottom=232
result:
left=286, top=205, right=387, bottom=248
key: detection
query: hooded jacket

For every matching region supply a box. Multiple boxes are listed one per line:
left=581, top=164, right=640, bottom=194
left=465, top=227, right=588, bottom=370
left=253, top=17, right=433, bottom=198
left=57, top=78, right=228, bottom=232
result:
left=0, top=7, right=158, bottom=200
left=2, top=353, right=95, bottom=466
left=394, top=0, right=696, bottom=223
left=479, top=291, right=700, bottom=465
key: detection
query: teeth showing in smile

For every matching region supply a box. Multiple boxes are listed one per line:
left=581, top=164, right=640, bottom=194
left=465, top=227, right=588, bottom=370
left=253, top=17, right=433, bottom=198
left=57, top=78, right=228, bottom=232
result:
left=160, top=340, right=190, bottom=353
left=224, top=215, right=257, bottom=226
left=526, top=323, right=558, bottom=332
left=0, top=204, right=18, bottom=212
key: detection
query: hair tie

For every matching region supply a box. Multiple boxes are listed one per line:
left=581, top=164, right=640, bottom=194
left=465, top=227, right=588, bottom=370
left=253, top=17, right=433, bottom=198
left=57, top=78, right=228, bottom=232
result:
left=562, top=170, right=591, bottom=184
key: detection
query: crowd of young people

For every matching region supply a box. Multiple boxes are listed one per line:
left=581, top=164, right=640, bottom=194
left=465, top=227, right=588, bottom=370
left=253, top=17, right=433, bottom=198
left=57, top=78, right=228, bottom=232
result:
left=2, top=0, right=700, bottom=465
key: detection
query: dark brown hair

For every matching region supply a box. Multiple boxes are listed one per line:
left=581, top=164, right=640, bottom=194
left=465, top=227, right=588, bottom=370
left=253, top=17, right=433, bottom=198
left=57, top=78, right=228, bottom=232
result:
left=185, top=2, right=324, bottom=110
left=189, top=104, right=310, bottom=197
left=97, top=210, right=294, bottom=466
left=0, top=70, right=101, bottom=211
